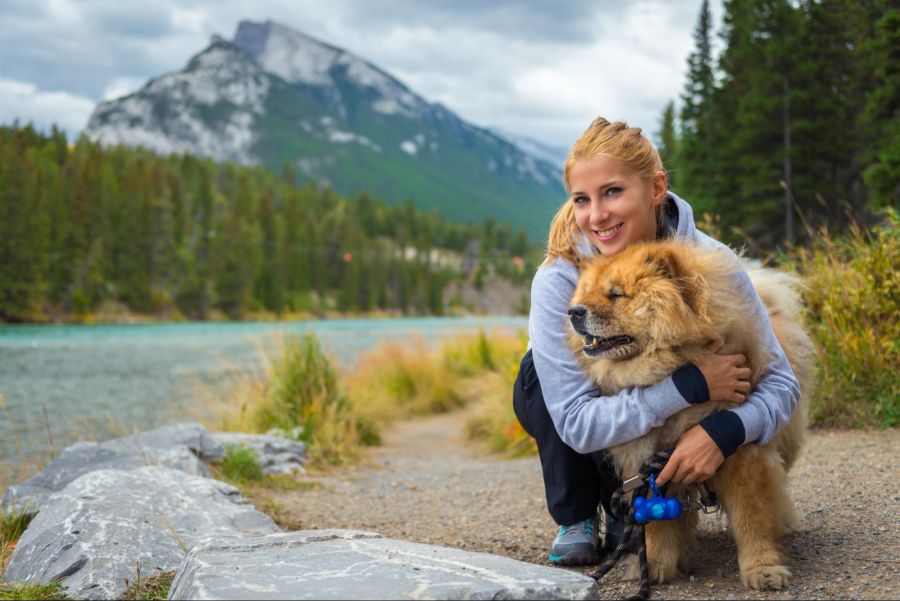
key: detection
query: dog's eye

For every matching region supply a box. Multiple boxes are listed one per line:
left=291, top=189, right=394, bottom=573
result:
left=607, top=291, right=626, bottom=301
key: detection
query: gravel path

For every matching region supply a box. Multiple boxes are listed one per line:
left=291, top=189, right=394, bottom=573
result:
left=266, top=410, right=899, bottom=600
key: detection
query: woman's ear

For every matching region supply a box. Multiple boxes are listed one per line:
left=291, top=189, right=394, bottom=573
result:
left=651, top=170, right=667, bottom=207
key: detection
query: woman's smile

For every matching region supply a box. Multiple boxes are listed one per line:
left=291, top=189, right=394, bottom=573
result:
left=593, top=223, right=624, bottom=241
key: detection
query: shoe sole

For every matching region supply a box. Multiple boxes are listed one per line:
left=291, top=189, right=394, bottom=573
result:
left=548, top=550, right=602, bottom=566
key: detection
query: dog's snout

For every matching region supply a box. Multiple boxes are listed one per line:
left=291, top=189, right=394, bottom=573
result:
left=568, top=305, right=587, bottom=319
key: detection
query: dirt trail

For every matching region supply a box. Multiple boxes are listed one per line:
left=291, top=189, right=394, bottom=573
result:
left=267, top=411, right=899, bottom=600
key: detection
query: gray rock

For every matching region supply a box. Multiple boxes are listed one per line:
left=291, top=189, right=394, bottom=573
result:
left=209, top=432, right=306, bottom=475
left=2, top=423, right=222, bottom=515
left=3, top=466, right=279, bottom=600
left=167, top=529, right=599, bottom=600
left=104, top=422, right=224, bottom=462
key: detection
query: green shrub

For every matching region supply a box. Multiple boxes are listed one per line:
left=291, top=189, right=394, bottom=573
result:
left=212, top=333, right=362, bottom=467
left=0, top=583, right=67, bottom=600
left=219, top=445, right=264, bottom=483
left=785, top=209, right=899, bottom=427
left=121, top=570, right=174, bottom=601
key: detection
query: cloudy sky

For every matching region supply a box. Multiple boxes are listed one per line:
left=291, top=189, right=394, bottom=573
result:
left=0, top=0, right=721, bottom=149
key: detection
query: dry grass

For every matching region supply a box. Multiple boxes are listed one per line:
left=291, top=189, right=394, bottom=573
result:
left=783, top=209, right=899, bottom=427
left=196, top=328, right=531, bottom=466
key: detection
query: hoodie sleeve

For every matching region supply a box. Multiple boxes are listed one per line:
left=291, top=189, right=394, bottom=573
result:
left=529, top=259, right=697, bottom=454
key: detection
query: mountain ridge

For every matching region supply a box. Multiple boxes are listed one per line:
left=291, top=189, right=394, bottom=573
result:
left=83, top=19, right=564, bottom=238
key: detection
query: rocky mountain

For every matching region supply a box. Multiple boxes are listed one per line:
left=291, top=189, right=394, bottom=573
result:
left=83, top=20, right=565, bottom=238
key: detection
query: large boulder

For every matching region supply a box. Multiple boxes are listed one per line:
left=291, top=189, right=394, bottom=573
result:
left=3, top=466, right=278, bottom=600
left=104, top=422, right=224, bottom=462
left=167, top=529, right=600, bottom=600
left=209, top=432, right=306, bottom=475
left=2, top=423, right=223, bottom=515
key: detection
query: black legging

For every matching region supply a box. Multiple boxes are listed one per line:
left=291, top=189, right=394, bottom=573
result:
left=512, top=349, right=622, bottom=525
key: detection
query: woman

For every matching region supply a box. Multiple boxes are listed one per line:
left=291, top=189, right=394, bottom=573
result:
left=513, top=118, right=800, bottom=566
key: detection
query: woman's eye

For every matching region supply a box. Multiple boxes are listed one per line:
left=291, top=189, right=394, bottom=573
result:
left=573, top=195, right=589, bottom=205
left=605, top=187, right=623, bottom=196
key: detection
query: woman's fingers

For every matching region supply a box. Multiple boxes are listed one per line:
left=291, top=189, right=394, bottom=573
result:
left=731, top=353, right=747, bottom=366
left=705, top=338, right=726, bottom=353
left=737, top=367, right=752, bottom=380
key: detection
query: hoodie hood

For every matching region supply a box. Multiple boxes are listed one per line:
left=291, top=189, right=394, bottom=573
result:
left=574, top=190, right=699, bottom=259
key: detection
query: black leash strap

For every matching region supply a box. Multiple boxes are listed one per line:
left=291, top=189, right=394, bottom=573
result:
left=589, top=449, right=674, bottom=601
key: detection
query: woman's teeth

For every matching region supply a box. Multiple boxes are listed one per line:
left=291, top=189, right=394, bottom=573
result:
left=595, top=223, right=623, bottom=241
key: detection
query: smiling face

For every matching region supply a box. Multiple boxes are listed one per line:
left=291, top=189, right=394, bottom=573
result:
left=569, top=155, right=667, bottom=256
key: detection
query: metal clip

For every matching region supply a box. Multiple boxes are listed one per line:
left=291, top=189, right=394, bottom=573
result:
left=622, top=473, right=645, bottom=493
left=696, top=483, right=720, bottom=514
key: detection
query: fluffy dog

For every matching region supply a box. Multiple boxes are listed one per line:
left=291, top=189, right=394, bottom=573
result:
left=567, top=239, right=813, bottom=590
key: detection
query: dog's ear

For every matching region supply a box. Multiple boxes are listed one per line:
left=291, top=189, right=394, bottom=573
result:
left=680, top=273, right=710, bottom=320
left=646, top=247, right=710, bottom=319
left=645, top=247, right=685, bottom=280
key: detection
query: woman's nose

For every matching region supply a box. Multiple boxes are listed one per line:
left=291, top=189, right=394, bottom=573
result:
left=590, top=202, right=609, bottom=225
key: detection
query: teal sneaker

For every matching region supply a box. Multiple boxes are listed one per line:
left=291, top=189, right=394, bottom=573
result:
left=548, top=513, right=601, bottom=565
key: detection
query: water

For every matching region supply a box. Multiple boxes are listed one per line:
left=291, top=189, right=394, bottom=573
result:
left=0, top=316, right=527, bottom=467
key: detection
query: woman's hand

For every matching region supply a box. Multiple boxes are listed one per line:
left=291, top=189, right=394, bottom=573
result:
left=655, top=425, right=723, bottom=485
left=694, top=339, right=752, bottom=402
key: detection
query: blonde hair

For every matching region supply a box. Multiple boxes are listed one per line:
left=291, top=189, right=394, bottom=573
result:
left=543, top=117, right=666, bottom=266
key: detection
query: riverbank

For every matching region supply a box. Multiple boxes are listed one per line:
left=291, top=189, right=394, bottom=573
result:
left=0, top=280, right=531, bottom=326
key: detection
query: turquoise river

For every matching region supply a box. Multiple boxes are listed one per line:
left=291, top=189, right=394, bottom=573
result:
left=0, top=316, right=527, bottom=472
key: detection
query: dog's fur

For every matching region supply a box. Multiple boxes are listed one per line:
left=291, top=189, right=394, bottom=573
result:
left=567, top=239, right=814, bottom=590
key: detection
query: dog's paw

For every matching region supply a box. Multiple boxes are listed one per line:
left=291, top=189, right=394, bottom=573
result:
left=648, top=557, right=681, bottom=584
left=741, top=564, right=791, bottom=590
left=622, top=554, right=640, bottom=581
left=621, top=554, right=681, bottom=584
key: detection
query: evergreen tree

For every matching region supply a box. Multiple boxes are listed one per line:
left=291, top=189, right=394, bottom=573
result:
left=0, top=130, right=41, bottom=319
left=678, top=0, right=717, bottom=214
left=657, top=101, right=679, bottom=190
left=860, top=2, right=900, bottom=209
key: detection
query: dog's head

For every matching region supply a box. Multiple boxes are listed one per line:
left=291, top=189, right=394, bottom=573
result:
left=568, top=241, right=712, bottom=362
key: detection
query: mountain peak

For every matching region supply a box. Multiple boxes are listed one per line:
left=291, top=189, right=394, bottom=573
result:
left=232, top=19, right=424, bottom=118
left=233, top=20, right=343, bottom=86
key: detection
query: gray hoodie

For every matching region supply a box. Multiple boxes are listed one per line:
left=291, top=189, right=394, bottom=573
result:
left=527, top=191, right=800, bottom=455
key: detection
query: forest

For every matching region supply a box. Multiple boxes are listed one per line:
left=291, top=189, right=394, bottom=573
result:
left=657, top=0, right=896, bottom=247
left=0, top=127, right=537, bottom=323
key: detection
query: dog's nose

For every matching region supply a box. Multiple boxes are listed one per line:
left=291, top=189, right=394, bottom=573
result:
left=568, top=305, right=587, bottom=319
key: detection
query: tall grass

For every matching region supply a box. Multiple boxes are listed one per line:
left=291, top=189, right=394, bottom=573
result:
left=784, top=209, right=899, bottom=427
left=460, top=332, right=536, bottom=457
left=206, top=333, right=363, bottom=468
left=203, top=328, right=532, bottom=466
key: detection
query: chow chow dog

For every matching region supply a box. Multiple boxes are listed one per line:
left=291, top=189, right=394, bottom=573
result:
left=567, top=239, right=813, bottom=590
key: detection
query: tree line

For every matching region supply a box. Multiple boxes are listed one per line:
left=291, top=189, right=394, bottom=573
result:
left=658, top=0, right=897, bottom=247
left=0, top=125, right=537, bottom=323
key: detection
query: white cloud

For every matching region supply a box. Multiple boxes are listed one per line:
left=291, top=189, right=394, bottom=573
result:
left=0, top=78, right=95, bottom=137
left=103, top=77, right=146, bottom=101
left=0, top=0, right=720, bottom=147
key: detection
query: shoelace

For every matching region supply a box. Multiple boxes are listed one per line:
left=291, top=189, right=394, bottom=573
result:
left=558, top=519, right=595, bottom=539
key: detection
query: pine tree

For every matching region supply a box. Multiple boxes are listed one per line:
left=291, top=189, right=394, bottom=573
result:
left=860, top=2, right=900, bottom=209
left=678, top=0, right=717, bottom=214
left=657, top=101, right=679, bottom=190
left=0, top=130, right=41, bottom=319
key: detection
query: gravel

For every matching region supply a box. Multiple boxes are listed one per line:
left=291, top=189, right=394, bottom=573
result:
left=265, top=411, right=900, bottom=600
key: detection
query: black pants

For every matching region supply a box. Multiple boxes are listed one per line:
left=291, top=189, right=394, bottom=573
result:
left=513, top=349, right=622, bottom=525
